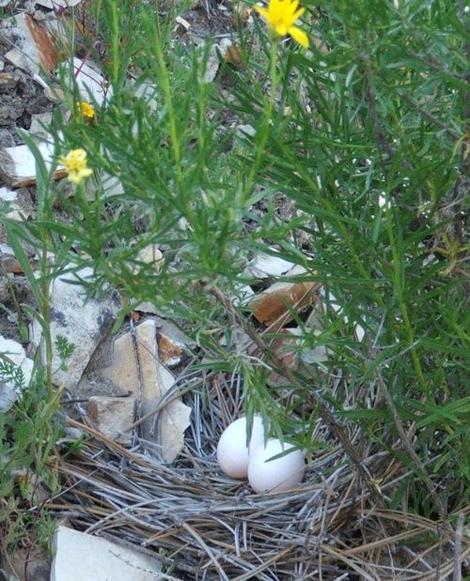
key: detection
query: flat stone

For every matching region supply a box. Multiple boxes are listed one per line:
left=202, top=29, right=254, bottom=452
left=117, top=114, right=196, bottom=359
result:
left=101, top=319, right=191, bottom=461
left=62, top=58, right=111, bottom=106
left=237, top=124, right=256, bottom=138
left=1, top=13, right=57, bottom=76
left=51, top=525, right=161, bottom=581
left=99, top=173, right=124, bottom=197
left=133, top=80, right=158, bottom=112
left=36, top=0, right=82, bottom=7
left=29, top=111, right=52, bottom=139
left=0, top=335, right=33, bottom=412
left=0, top=142, right=58, bottom=187
left=87, top=396, right=135, bottom=445
left=247, top=250, right=295, bottom=279
left=30, top=267, right=119, bottom=391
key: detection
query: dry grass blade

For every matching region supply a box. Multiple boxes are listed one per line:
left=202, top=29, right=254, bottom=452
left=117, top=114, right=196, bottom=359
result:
left=47, top=371, right=469, bottom=580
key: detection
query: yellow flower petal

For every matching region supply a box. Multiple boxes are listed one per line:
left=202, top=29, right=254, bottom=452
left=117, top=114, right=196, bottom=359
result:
left=59, top=148, right=93, bottom=184
left=292, top=7, right=305, bottom=20
left=275, top=23, right=289, bottom=35
left=288, top=25, right=309, bottom=48
left=76, top=101, right=96, bottom=121
left=256, top=0, right=308, bottom=44
left=254, top=5, right=269, bottom=18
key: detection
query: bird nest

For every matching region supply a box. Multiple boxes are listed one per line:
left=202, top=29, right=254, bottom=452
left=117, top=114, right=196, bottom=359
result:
left=51, top=367, right=469, bottom=580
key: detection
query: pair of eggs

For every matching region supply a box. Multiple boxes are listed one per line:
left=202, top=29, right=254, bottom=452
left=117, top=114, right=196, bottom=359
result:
left=216, top=416, right=305, bottom=493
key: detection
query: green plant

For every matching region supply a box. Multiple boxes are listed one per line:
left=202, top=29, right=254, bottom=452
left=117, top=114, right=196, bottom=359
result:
left=0, top=142, right=76, bottom=560
left=7, top=0, right=469, bottom=524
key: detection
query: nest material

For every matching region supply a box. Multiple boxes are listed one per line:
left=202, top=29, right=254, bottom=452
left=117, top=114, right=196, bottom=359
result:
left=47, top=369, right=470, bottom=580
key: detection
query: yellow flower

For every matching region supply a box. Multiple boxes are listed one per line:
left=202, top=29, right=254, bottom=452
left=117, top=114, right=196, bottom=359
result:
left=59, top=149, right=93, bottom=184
left=77, top=101, right=95, bottom=120
left=255, top=0, right=309, bottom=48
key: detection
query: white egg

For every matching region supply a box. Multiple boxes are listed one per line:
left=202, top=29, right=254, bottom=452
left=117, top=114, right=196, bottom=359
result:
left=217, top=416, right=266, bottom=479
left=248, top=438, right=305, bottom=493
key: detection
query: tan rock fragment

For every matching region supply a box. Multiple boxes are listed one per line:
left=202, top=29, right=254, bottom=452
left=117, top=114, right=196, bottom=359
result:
left=101, top=319, right=191, bottom=461
left=0, top=243, right=23, bottom=273
left=250, top=267, right=320, bottom=326
left=157, top=333, right=184, bottom=367
left=87, top=396, right=135, bottom=445
left=158, top=400, right=191, bottom=462
left=266, top=328, right=329, bottom=386
left=136, top=244, right=163, bottom=271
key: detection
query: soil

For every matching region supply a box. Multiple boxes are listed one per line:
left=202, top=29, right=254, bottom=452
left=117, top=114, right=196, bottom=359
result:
left=0, top=59, right=52, bottom=146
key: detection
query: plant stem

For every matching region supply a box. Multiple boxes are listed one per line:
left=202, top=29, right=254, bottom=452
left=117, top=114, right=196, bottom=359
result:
left=242, top=39, right=279, bottom=203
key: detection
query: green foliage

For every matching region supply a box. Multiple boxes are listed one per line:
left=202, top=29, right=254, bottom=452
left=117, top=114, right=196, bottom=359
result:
left=0, top=369, right=63, bottom=555
left=0, top=360, right=25, bottom=395
left=55, top=336, right=75, bottom=372
left=3, top=0, right=469, bottom=519
left=0, top=140, right=77, bottom=555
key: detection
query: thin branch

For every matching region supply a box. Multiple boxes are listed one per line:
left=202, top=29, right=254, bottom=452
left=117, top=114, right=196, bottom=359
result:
left=377, top=375, right=447, bottom=521
left=401, top=94, right=460, bottom=141
left=453, top=512, right=465, bottom=581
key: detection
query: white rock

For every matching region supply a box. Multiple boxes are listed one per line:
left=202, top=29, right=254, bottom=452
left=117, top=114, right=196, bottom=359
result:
left=133, top=80, right=158, bottom=112
left=174, top=15, right=191, bottom=32
left=232, top=283, right=254, bottom=306
left=1, top=13, right=57, bottom=76
left=237, top=124, right=256, bottom=138
left=30, top=267, right=119, bottom=391
left=101, top=173, right=124, bottom=196
left=36, top=0, right=82, bottom=7
left=247, top=251, right=295, bottom=279
left=64, top=58, right=111, bottom=106
left=135, top=302, right=162, bottom=316
left=29, top=112, right=53, bottom=140
left=287, top=328, right=329, bottom=365
left=0, top=335, right=33, bottom=412
left=0, top=142, right=55, bottom=187
left=51, top=525, right=161, bottom=581
left=101, top=319, right=191, bottom=461
left=0, top=186, right=17, bottom=202
left=3, top=48, right=30, bottom=72
left=355, top=323, right=366, bottom=342
left=203, top=44, right=220, bottom=83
